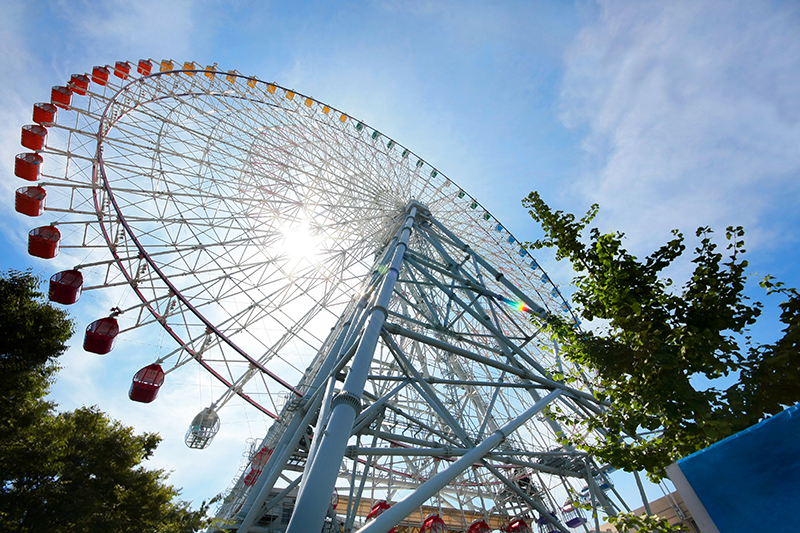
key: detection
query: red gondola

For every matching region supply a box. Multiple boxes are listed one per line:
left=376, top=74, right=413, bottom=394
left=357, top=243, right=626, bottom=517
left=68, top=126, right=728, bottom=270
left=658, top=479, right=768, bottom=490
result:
left=69, top=74, right=90, bottom=95
left=137, top=59, right=152, bottom=75
left=366, top=501, right=391, bottom=521
left=252, top=446, right=273, bottom=468
left=33, top=102, right=57, bottom=125
left=243, top=446, right=273, bottom=486
left=51, top=86, right=72, bottom=109
left=28, top=225, right=60, bottom=259
left=506, top=517, right=532, bottom=533
left=114, top=61, right=131, bottom=79
left=15, top=186, right=46, bottom=217
left=129, top=363, right=165, bottom=403
left=242, top=468, right=260, bottom=486
left=15, top=153, right=43, bottom=181
left=421, top=513, right=447, bottom=533
left=91, top=65, right=109, bottom=86
left=21, top=124, right=47, bottom=150
left=468, top=519, right=491, bottom=533
left=49, top=269, right=83, bottom=305
left=84, top=317, right=119, bottom=354
left=365, top=501, right=396, bottom=533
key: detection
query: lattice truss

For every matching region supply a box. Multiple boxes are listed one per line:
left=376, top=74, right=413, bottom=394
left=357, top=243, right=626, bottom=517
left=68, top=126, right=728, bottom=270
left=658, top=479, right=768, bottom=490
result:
left=222, top=206, right=622, bottom=533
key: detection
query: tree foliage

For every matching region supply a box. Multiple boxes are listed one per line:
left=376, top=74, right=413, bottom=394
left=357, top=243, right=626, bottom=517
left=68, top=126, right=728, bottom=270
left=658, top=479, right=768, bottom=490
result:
left=522, top=193, right=800, bottom=480
left=607, top=512, right=688, bottom=533
left=0, top=270, right=213, bottom=532
left=1, top=406, right=213, bottom=532
left=0, top=270, right=73, bottom=440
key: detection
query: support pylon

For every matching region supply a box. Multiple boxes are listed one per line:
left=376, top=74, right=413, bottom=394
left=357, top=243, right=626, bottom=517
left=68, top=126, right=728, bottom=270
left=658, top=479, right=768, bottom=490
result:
left=220, top=201, right=619, bottom=533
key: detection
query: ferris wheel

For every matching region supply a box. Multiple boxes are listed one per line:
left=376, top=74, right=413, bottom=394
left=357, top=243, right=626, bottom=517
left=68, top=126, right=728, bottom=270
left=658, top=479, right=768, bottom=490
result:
left=14, top=60, right=642, bottom=533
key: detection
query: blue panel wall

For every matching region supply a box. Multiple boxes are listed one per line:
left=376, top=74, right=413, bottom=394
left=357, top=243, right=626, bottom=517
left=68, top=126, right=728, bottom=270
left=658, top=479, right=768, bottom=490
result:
left=677, top=403, right=800, bottom=532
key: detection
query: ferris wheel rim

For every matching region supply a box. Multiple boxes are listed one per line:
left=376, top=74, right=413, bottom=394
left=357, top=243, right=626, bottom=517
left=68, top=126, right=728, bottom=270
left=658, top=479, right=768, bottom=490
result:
left=31, top=59, right=579, bottom=440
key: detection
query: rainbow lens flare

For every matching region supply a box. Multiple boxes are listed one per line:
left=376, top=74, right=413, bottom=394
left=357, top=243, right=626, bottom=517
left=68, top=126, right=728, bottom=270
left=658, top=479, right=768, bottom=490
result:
left=500, top=295, right=531, bottom=313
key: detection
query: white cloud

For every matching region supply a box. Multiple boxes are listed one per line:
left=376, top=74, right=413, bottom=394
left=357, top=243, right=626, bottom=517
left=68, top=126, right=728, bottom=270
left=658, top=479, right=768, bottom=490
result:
left=48, top=0, right=196, bottom=58
left=559, top=0, right=800, bottom=255
left=0, top=2, right=42, bottom=195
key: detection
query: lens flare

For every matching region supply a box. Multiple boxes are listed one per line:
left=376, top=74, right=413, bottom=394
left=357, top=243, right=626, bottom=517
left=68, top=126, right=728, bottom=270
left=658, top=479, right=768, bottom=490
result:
left=499, top=295, right=531, bottom=313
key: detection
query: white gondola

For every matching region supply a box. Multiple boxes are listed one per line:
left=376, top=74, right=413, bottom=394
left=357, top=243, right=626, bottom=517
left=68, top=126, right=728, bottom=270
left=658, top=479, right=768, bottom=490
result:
left=185, top=407, right=220, bottom=449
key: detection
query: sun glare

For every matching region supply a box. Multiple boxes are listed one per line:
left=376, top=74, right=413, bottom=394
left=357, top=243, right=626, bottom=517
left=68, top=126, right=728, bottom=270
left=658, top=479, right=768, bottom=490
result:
left=277, top=223, right=323, bottom=264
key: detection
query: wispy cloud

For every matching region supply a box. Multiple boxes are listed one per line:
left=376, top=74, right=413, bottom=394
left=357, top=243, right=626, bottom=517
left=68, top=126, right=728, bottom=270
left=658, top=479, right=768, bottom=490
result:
left=48, top=0, right=196, bottom=58
left=559, top=0, right=800, bottom=254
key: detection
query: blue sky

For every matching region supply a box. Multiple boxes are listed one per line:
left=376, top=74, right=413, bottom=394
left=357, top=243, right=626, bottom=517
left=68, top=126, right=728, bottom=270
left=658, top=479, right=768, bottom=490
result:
left=2, top=0, right=799, bottom=513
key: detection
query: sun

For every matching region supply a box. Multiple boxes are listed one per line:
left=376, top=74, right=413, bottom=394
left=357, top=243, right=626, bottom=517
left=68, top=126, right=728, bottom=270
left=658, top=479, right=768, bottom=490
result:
left=277, top=222, right=323, bottom=265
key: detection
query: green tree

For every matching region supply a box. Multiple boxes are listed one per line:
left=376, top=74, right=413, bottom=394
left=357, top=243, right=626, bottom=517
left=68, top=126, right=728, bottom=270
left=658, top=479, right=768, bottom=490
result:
left=522, top=193, right=800, bottom=481
left=1, top=406, right=212, bottom=532
left=0, top=270, right=73, bottom=440
left=0, top=270, right=213, bottom=532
